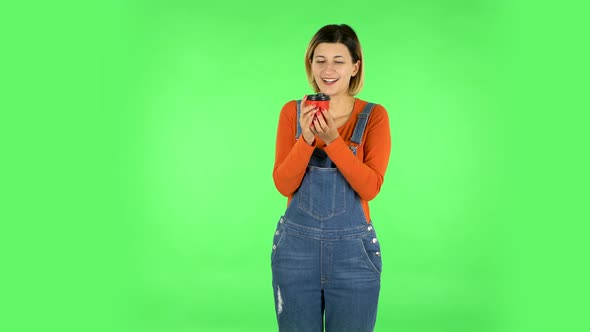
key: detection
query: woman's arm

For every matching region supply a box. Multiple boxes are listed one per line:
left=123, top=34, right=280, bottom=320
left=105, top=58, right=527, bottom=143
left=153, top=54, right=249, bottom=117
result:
left=325, top=105, right=391, bottom=201
left=272, top=101, right=315, bottom=197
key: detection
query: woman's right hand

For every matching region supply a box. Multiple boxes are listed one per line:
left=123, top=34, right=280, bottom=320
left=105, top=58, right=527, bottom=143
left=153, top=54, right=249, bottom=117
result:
left=299, top=95, right=317, bottom=145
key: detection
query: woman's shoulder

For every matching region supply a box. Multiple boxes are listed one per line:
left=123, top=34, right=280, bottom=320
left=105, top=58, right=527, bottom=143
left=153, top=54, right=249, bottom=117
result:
left=280, top=100, right=298, bottom=115
left=355, top=98, right=389, bottom=119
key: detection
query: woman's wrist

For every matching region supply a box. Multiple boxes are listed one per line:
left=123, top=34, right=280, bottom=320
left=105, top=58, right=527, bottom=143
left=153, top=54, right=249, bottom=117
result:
left=303, top=136, right=315, bottom=146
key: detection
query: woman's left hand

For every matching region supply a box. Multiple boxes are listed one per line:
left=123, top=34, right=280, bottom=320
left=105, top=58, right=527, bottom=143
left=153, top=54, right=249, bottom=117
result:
left=311, top=109, right=340, bottom=145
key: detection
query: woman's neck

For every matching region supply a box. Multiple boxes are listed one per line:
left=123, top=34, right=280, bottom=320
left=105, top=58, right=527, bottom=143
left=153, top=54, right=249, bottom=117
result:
left=328, top=94, right=356, bottom=117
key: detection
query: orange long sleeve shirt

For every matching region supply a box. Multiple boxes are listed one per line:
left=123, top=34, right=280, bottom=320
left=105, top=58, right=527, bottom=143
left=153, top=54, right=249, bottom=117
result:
left=272, top=98, right=391, bottom=222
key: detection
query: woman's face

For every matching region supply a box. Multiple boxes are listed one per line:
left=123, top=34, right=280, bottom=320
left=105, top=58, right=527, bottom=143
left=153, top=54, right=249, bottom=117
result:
left=310, top=42, right=360, bottom=98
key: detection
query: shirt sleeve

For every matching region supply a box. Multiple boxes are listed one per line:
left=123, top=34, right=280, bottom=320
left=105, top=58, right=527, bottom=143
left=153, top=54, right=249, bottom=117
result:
left=324, top=104, right=391, bottom=201
left=272, top=101, right=315, bottom=197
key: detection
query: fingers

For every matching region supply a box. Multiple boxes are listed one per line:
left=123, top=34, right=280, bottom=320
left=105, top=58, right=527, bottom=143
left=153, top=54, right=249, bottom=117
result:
left=307, top=105, right=319, bottom=117
left=313, top=110, right=332, bottom=131
left=299, top=96, right=337, bottom=141
left=310, top=114, right=327, bottom=135
left=301, top=107, right=316, bottom=128
left=321, top=109, right=335, bottom=127
left=310, top=109, right=338, bottom=142
left=300, top=99, right=317, bottom=130
left=301, top=96, right=320, bottom=118
left=310, top=118, right=320, bottom=135
left=312, top=116, right=324, bottom=132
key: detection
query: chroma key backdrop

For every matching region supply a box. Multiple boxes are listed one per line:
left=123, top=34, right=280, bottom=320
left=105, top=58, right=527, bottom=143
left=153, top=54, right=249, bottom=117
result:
left=2, top=1, right=588, bottom=332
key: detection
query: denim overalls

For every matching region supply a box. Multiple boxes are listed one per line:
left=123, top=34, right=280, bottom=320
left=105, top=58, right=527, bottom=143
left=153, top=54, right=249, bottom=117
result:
left=271, top=100, right=382, bottom=332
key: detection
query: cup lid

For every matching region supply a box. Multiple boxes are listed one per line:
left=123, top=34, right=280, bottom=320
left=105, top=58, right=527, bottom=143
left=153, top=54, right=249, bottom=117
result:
left=307, top=93, right=330, bottom=101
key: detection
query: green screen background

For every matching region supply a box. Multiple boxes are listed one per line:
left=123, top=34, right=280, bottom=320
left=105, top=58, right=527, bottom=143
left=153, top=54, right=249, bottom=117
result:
left=2, top=0, right=588, bottom=331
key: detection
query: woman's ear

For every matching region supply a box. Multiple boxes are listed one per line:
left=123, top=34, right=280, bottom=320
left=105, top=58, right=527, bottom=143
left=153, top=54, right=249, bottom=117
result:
left=352, top=60, right=361, bottom=77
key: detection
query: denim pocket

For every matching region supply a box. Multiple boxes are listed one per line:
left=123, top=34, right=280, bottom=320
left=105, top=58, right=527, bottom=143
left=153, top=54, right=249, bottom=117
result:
left=359, top=231, right=382, bottom=275
left=297, top=167, right=347, bottom=220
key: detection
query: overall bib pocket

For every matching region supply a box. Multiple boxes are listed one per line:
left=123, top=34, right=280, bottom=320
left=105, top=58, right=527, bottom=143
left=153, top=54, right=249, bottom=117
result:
left=297, top=167, right=347, bottom=220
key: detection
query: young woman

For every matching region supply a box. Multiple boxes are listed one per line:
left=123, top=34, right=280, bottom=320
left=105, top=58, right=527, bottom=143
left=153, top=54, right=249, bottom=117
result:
left=271, top=24, right=392, bottom=332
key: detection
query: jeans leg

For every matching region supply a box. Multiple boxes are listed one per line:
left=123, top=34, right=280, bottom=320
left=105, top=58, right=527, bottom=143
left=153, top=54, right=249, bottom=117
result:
left=323, top=238, right=381, bottom=332
left=272, top=233, right=323, bottom=332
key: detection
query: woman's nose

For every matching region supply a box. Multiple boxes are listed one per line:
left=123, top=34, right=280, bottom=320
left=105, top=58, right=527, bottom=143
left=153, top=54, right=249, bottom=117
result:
left=323, top=63, right=336, bottom=73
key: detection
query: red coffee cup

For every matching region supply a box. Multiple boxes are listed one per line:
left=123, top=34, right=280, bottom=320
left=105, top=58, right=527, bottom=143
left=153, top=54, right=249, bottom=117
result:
left=305, top=93, right=330, bottom=119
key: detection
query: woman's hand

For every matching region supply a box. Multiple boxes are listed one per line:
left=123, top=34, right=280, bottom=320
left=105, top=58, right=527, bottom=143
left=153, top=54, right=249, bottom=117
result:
left=311, top=109, right=339, bottom=145
left=299, top=95, right=317, bottom=145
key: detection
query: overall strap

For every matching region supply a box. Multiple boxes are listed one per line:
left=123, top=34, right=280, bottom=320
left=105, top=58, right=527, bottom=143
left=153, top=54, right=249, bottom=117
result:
left=296, top=100, right=302, bottom=139
left=350, top=102, right=376, bottom=145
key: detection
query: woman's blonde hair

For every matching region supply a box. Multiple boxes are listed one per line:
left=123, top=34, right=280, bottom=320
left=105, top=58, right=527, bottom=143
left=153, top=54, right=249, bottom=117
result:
left=304, top=24, right=364, bottom=96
